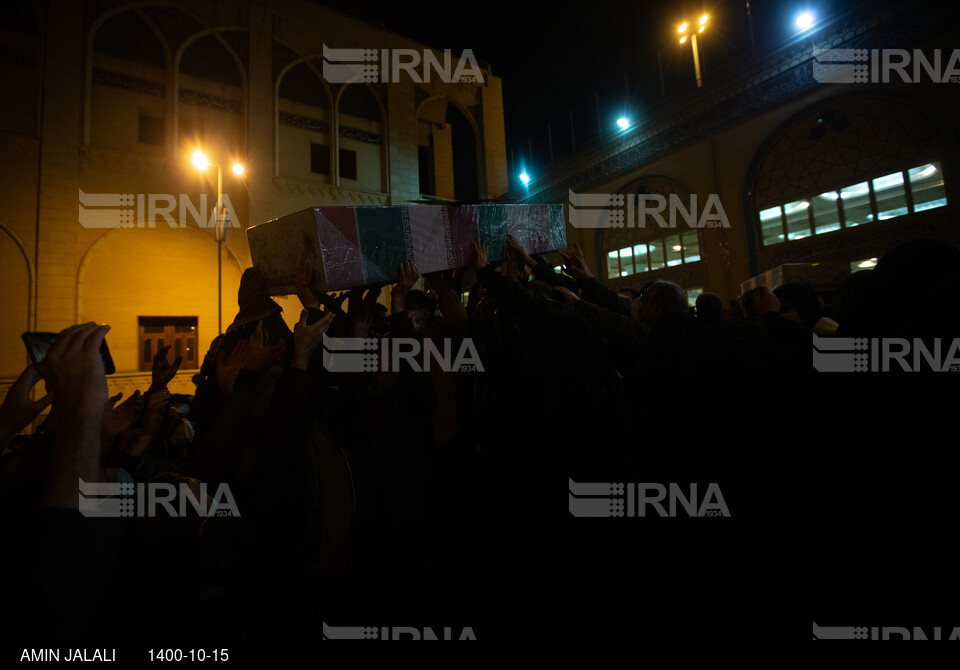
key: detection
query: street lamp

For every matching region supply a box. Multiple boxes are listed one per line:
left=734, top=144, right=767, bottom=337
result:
left=679, top=14, right=709, bottom=88
left=192, top=150, right=244, bottom=335
left=795, top=11, right=815, bottom=31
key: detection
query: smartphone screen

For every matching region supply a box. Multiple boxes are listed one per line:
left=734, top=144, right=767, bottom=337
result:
left=22, top=331, right=116, bottom=375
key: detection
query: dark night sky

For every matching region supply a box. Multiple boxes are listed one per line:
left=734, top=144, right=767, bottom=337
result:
left=314, top=0, right=850, bottom=188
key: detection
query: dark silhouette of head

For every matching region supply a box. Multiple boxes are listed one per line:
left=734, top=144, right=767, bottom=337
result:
left=695, top=292, right=723, bottom=325
left=773, top=281, right=820, bottom=328
left=846, top=239, right=960, bottom=337
left=633, top=280, right=688, bottom=324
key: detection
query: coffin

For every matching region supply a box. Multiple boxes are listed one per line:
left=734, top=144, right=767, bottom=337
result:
left=247, top=203, right=566, bottom=294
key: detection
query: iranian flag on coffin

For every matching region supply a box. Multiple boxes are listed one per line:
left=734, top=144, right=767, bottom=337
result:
left=247, top=204, right=566, bottom=294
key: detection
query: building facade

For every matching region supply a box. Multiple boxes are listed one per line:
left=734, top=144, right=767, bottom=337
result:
left=514, top=0, right=957, bottom=309
left=0, top=0, right=508, bottom=397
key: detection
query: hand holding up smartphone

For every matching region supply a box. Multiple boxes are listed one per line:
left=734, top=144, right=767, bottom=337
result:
left=22, top=329, right=116, bottom=375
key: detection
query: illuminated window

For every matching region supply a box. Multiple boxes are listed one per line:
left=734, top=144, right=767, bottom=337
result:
left=665, top=234, right=682, bottom=267
left=909, top=162, right=947, bottom=212
left=784, top=199, right=812, bottom=240
left=758, top=161, right=949, bottom=245
left=873, top=171, right=908, bottom=220
left=759, top=206, right=784, bottom=245
left=633, top=244, right=649, bottom=273
left=812, top=191, right=841, bottom=234
left=619, top=246, right=634, bottom=276
left=841, top=182, right=872, bottom=227
left=604, top=232, right=702, bottom=279
left=681, top=231, right=700, bottom=262
left=648, top=241, right=664, bottom=271
left=606, top=251, right=619, bottom=278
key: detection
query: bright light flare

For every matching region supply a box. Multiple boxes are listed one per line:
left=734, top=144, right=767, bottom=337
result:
left=616, top=117, right=630, bottom=130
left=192, top=150, right=210, bottom=170
left=796, top=11, right=814, bottom=30
left=232, top=163, right=245, bottom=175
left=519, top=172, right=531, bottom=186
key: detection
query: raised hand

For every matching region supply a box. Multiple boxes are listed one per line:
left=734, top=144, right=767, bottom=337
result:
left=397, top=260, right=420, bottom=290
left=101, top=390, right=143, bottom=446
left=504, top=240, right=522, bottom=283
left=37, top=323, right=110, bottom=420
left=473, top=240, right=489, bottom=272
left=559, top=243, right=593, bottom=281
left=38, top=323, right=111, bottom=508
left=317, top=290, right=349, bottom=315
left=296, top=263, right=321, bottom=310
left=506, top=234, right=537, bottom=268
left=291, top=309, right=337, bottom=370
left=347, top=287, right=382, bottom=337
left=424, top=270, right=466, bottom=323
left=216, top=338, right=285, bottom=396
left=364, top=286, right=382, bottom=310
left=391, top=260, right=420, bottom=314
left=346, top=288, right=367, bottom=337
left=150, top=344, right=182, bottom=392
left=0, top=364, right=52, bottom=447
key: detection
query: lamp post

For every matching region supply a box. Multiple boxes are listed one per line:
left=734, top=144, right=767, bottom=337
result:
left=679, top=15, right=709, bottom=88
left=192, top=150, right=244, bottom=335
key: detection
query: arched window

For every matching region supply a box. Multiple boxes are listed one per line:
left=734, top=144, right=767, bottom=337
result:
left=0, top=2, right=41, bottom=135
left=177, top=34, right=244, bottom=159
left=337, top=84, right=385, bottom=192
left=600, top=178, right=703, bottom=281
left=416, top=97, right=479, bottom=201
left=749, top=96, right=950, bottom=269
left=89, top=10, right=167, bottom=150
left=277, top=61, right=331, bottom=182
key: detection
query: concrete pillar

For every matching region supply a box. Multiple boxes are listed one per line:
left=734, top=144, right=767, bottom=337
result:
left=431, top=124, right=454, bottom=200
left=480, top=75, right=507, bottom=198
left=386, top=83, right=418, bottom=203
left=35, top=0, right=84, bottom=332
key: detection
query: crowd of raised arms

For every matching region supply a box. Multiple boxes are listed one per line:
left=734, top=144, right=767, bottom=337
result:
left=1, top=236, right=957, bottom=640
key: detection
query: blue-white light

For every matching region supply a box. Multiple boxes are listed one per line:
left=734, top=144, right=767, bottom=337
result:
left=616, top=117, right=630, bottom=130
left=796, top=11, right=814, bottom=30
left=519, top=171, right=531, bottom=186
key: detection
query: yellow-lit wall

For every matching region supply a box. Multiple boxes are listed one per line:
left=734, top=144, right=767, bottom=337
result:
left=0, top=0, right=509, bottom=413
left=77, top=224, right=243, bottom=373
